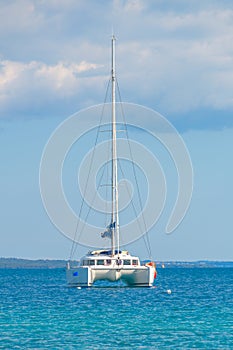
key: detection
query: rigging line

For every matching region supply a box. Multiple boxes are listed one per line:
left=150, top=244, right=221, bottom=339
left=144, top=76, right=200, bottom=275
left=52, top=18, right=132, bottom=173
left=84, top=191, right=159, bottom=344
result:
left=118, top=161, right=151, bottom=254
left=118, top=159, right=151, bottom=256
left=123, top=121, right=152, bottom=259
left=69, top=78, right=111, bottom=260
left=117, top=160, right=144, bottom=235
left=70, top=79, right=111, bottom=259
left=116, top=79, right=152, bottom=259
left=71, top=157, right=109, bottom=258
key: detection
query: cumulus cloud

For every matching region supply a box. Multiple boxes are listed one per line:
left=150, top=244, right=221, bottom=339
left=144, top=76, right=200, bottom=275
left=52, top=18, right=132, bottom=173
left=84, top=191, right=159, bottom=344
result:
left=0, top=0, right=233, bottom=129
left=110, top=6, right=233, bottom=124
left=0, top=59, right=105, bottom=117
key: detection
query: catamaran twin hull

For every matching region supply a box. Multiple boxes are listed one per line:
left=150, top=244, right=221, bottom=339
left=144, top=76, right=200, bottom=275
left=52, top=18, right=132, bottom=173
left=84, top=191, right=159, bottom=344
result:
left=66, top=252, right=157, bottom=287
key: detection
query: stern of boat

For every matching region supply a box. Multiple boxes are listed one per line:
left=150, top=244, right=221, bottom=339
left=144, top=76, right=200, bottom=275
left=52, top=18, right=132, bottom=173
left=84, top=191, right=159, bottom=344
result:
left=121, top=265, right=156, bottom=287
left=66, top=263, right=93, bottom=287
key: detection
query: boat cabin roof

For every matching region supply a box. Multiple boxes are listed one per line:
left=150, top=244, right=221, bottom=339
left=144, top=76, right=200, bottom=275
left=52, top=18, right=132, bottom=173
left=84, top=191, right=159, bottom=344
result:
left=82, top=250, right=139, bottom=260
left=88, top=249, right=127, bottom=256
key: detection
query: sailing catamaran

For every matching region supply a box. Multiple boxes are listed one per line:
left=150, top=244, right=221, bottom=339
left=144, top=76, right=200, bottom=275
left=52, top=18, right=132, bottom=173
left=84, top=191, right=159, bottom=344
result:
left=66, top=36, right=157, bottom=287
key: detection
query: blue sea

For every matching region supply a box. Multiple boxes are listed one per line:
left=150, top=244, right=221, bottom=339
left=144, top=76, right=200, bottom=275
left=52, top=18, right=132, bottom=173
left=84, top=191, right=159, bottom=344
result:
left=0, top=268, right=232, bottom=349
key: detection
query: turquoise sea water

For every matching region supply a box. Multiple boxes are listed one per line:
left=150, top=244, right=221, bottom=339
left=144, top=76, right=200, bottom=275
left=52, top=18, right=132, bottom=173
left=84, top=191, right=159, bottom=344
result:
left=0, top=268, right=232, bottom=349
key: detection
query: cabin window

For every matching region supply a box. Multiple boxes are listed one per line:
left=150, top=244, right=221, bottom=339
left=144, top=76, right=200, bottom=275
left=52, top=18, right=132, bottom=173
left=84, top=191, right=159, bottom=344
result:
left=97, top=259, right=105, bottom=265
left=106, top=259, right=111, bottom=265
left=116, top=258, right=122, bottom=266
left=82, top=260, right=95, bottom=266
left=132, top=259, right=138, bottom=266
left=123, top=259, right=131, bottom=265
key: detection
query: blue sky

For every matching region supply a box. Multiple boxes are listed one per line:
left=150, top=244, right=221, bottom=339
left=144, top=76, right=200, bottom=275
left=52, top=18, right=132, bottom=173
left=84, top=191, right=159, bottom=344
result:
left=0, top=0, right=233, bottom=260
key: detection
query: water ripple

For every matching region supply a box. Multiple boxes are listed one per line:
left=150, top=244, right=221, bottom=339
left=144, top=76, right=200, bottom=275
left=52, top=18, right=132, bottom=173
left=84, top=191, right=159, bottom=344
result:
left=0, top=268, right=232, bottom=349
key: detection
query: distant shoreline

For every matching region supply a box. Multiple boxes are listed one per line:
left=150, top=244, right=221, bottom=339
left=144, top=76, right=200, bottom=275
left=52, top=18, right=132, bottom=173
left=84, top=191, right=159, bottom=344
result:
left=0, top=257, right=233, bottom=269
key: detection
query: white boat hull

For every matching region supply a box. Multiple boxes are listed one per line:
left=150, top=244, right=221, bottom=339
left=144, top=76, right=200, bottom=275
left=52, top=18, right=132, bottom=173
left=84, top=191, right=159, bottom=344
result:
left=66, top=265, right=155, bottom=287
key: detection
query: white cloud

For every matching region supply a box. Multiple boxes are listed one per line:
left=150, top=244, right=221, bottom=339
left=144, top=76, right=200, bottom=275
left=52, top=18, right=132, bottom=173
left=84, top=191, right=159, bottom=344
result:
left=0, top=59, right=104, bottom=116
left=0, top=0, right=233, bottom=127
left=115, top=33, right=233, bottom=115
left=114, top=0, right=145, bottom=13
left=35, top=61, right=102, bottom=91
left=0, top=0, right=44, bottom=33
left=110, top=7, right=233, bottom=115
left=156, top=9, right=233, bottom=33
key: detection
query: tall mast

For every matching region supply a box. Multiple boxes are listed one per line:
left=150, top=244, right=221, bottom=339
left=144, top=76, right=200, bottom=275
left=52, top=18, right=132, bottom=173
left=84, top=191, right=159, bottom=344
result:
left=111, top=35, right=119, bottom=256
